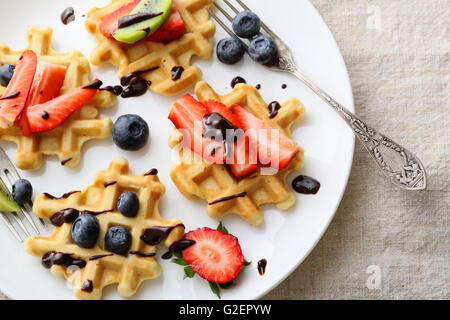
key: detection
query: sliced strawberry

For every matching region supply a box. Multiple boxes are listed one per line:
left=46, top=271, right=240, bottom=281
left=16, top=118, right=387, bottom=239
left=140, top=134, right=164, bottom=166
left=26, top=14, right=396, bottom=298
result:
left=182, top=227, right=244, bottom=284
left=203, top=100, right=257, bottom=178
left=234, top=105, right=300, bottom=171
left=169, top=94, right=226, bottom=164
left=99, top=0, right=141, bottom=39
left=25, top=82, right=98, bottom=133
left=27, top=61, right=66, bottom=106
left=0, top=50, right=37, bottom=127
left=146, top=7, right=186, bottom=43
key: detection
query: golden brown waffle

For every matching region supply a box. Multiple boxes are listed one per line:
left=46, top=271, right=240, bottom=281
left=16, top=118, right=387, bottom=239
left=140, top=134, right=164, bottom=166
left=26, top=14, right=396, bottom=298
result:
left=0, top=26, right=115, bottom=170
left=85, top=0, right=215, bottom=96
left=25, top=157, right=185, bottom=300
left=169, top=81, right=305, bottom=226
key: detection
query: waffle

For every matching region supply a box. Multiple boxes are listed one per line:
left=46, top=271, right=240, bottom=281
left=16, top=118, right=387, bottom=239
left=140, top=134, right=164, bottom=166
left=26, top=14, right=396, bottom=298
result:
left=85, top=0, right=215, bottom=96
left=0, top=26, right=115, bottom=170
left=169, top=81, right=305, bottom=226
left=25, top=158, right=185, bottom=300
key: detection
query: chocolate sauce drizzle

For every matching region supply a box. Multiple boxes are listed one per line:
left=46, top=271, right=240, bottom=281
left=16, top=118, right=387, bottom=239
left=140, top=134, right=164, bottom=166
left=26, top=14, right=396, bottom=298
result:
left=208, top=192, right=247, bottom=206
left=292, top=175, right=321, bottom=195
left=141, top=224, right=185, bottom=246
left=89, top=254, right=113, bottom=261
left=231, top=76, right=246, bottom=88
left=104, top=181, right=117, bottom=188
left=268, top=101, right=281, bottom=119
left=0, top=91, right=20, bottom=100
left=61, top=7, right=75, bottom=25
left=81, top=280, right=93, bottom=293
left=120, top=67, right=159, bottom=86
left=129, top=251, right=156, bottom=258
left=61, top=158, right=72, bottom=166
left=100, top=85, right=123, bottom=96
left=121, top=77, right=150, bottom=98
left=257, top=258, right=267, bottom=276
left=144, top=168, right=158, bottom=176
left=117, top=12, right=163, bottom=29
left=202, top=112, right=241, bottom=158
left=162, top=239, right=196, bottom=260
left=43, top=191, right=80, bottom=200
left=82, top=79, right=103, bottom=90
left=50, top=208, right=113, bottom=227
left=42, top=251, right=86, bottom=269
left=171, top=66, right=184, bottom=81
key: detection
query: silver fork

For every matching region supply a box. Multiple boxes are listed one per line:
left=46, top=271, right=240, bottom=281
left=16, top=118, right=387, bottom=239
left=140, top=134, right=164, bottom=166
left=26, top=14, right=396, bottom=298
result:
left=0, top=147, right=42, bottom=242
left=209, top=0, right=427, bottom=191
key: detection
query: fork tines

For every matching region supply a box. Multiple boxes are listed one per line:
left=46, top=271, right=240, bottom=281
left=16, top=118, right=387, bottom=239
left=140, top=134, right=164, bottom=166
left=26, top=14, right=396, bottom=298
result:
left=208, top=0, right=282, bottom=48
left=0, top=147, right=42, bottom=242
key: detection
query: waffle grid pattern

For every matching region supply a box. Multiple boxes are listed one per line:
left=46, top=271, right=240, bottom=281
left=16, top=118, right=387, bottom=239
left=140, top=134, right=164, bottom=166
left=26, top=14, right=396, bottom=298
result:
left=25, top=158, right=184, bottom=299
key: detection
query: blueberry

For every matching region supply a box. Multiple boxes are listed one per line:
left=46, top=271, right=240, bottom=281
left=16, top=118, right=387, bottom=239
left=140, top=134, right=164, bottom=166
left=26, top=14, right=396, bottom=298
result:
left=0, top=64, right=15, bottom=87
left=112, top=114, right=149, bottom=151
left=232, top=11, right=261, bottom=39
left=117, top=191, right=139, bottom=217
left=105, top=226, right=132, bottom=255
left=12, top=179, right=32, bottom=206
left=248, top=35, right=278, bottom=65
left=216, top=37, right=246, bottom=65
left=71, top=214, right=100, bottom=248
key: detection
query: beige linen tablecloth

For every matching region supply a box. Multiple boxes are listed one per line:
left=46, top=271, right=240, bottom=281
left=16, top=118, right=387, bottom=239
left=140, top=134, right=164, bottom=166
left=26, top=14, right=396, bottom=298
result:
left=1, top=0, right=448, bottom=300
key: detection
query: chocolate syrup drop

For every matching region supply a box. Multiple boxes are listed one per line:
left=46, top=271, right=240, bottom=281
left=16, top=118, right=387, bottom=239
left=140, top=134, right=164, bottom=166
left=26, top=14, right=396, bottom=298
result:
left=171, top=66, right=184, bottom=81
left=117, top=12, right=163, bottom=29
left=50, top=208, right=113, bottom=227
left=268, top=101, right=281, bottom=119
left=61, top=158, right=72, bottom=166
left=120, top=67, right=159, bottom=86
left=42, top=251, right=86, bottom=269
left=144, top=168, right=158, bottom=176
left=100, top=85, right=123, bottom=96
left=255, top=84, right=261, bottom=90
left=162, top=239, right=196, bottom=260
left=231, top=76, right=246, bottom=88
left=61, top=7, right=75, bottom=25
left=41, top=111, right=50, bottom=120
left=141, top=224, right=185, bottom=246
left=121, top=77, right=150, bottom=98
left=203, top=112, right=241, bottom=157
left=281, top=84, right=287, bottom=89
left=0, top=91, right=20, bottom=100
left=257, top=259, right=267, bottom=276
left=82, top=79, right=103, bottom=90
left=89, top=254, right=113, bottom=261
left=43, top=191, right=80, bottom=200
left=104, top=181, right=117, bottom=188
left=208, top=192, right=247, bottom=205
left=292, top=175, right=321, bottom=195
left=129, top=251, right=156, bottom=258
left=81, top=280, right=93, bottom=293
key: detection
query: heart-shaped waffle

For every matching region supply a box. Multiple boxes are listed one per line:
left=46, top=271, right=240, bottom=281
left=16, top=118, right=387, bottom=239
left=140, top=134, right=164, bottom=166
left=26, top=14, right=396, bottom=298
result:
left=85, top=0, right=215, bottom=96
left=0, top=26, right=115, bottom=170
left=25, top=158, right=184, bottom=300
left=169, top=81, right=305, bottom=226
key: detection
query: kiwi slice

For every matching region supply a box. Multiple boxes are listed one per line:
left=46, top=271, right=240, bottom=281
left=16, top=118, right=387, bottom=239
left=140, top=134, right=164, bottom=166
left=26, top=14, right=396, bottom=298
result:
left=113, top=0, right=172, bottom=44
left=0, top=179, right=20, bottom=212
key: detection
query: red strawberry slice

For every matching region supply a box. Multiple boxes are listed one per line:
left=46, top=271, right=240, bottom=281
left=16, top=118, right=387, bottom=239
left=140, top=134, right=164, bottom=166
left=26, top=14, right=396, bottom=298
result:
left=99, top=0, right=141, bottom=39
left=234, top=105, right=300, bottom=171
left=18, top=61, right=67, bottom=136
left=25, top=81, right=98, bottom=133
left=204, top=100, right=257, bottom=178
left=0, top=50, right=37, bottom=127
left=146, top=7, right=186, bottom=43
left=182, top=227, right=244, bottom=284
left=169, top=94, right=226, bottom=164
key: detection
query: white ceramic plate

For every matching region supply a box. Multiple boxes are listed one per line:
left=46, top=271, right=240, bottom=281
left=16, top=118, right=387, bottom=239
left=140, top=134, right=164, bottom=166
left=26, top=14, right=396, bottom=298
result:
left=0, top=0, right=354, bottom=299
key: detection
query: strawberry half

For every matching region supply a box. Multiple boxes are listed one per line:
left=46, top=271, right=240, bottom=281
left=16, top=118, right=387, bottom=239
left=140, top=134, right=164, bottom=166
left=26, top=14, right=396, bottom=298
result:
left=234, top=105, right=300, bottom=171
left=182, top=227, right=244, bottom=284
left=0, top=50, right=37, bottom=127
left=99, top=0, right=141, bottom=39
left=146, top=6, right=186, bottom=43
left=19, top=61, right=67, bottom=136
left=169, top=94, right=226, bottom=164
left=204, top=100, right=258, bottom=178
left=25, top=81, right=99, bottom=133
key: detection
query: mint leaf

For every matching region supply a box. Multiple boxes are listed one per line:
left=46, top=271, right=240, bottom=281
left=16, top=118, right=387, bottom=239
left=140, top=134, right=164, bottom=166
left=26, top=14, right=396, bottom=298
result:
left=183, top=266, right=195, bottom=279
left=217, top=222, right=229, bottom=234
left=171, top=258, right=188, bottom=266
left=243, top=260, right=252, bottom=267
left=219, top=280, right=234, bottom=290
left=209, top=281, right=221, bottom=299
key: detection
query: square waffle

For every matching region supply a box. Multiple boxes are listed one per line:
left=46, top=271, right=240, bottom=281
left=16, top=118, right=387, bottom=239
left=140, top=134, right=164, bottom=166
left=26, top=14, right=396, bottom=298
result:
left=169, top=81, right=305, bottom=226
left=0, top=26, right=116, bottom=170
left=25, top=157, right=185, bottom=300
left=85, top=0, right=216, bottom=96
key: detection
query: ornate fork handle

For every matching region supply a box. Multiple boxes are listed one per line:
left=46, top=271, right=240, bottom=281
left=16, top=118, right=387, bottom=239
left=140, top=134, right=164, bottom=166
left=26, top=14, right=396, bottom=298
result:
left=284, top=59, right=427, bottom=190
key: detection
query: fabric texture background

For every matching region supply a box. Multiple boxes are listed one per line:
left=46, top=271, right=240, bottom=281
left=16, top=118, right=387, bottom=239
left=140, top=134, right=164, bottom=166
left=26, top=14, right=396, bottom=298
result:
left=1, top=0, right=448, bottom=300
